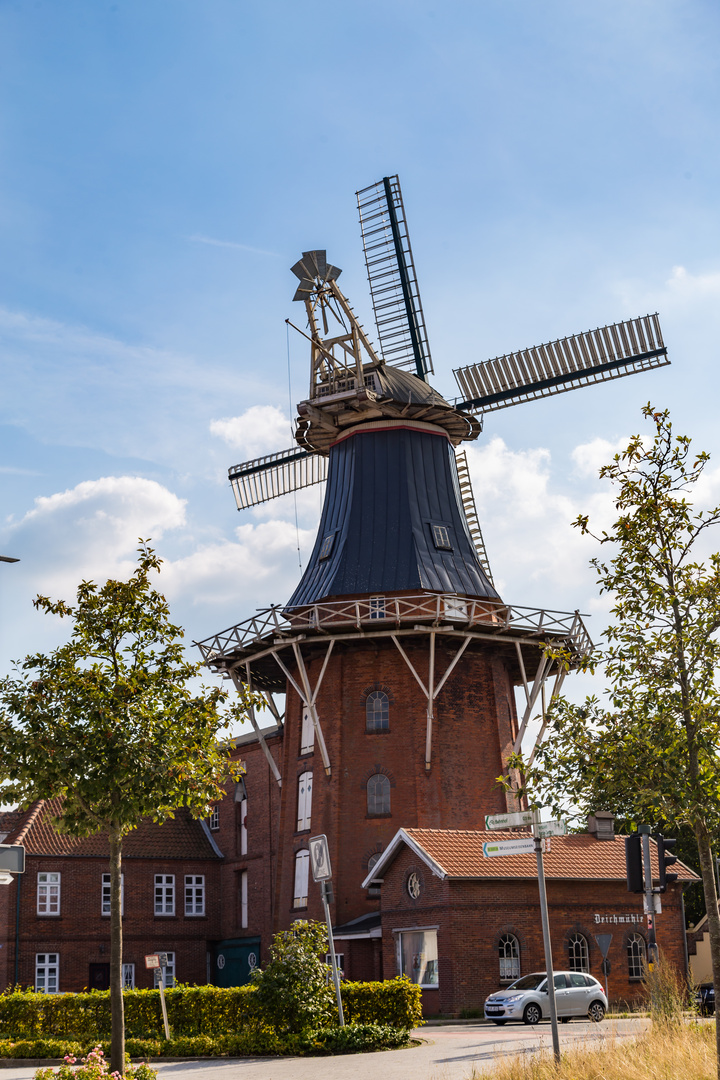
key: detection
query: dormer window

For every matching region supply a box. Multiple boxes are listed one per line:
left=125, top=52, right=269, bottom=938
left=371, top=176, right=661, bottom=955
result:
left=319, top=534, right=335, bottom=560
left=431, top=524, right=452, bottom=551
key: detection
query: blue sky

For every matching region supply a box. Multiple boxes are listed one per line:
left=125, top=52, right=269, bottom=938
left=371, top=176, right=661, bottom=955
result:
left=1, top=0, right=720, bottom=727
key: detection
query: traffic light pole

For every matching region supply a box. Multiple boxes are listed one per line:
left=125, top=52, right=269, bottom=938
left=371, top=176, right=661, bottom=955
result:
left=639, top=825, right=658, bottom=964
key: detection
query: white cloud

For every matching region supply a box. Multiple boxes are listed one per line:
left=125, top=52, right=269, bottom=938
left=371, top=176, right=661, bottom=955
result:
left=210, top=405, right=293, bottom=458
left=571, top=436, right=628, bottom=478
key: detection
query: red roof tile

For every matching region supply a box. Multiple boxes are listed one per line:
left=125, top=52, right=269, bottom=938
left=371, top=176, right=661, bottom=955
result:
left=400, top=828, right=698, bottom=882
left=4, top=798, right=220, bottom=860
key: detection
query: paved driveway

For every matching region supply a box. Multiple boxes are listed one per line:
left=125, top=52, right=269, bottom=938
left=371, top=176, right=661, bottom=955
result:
left=2, top=1018, right=650, bottom=1080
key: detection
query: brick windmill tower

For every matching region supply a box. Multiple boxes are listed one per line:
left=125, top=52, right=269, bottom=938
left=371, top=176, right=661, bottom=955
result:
left=198, top=177, right=669, bottom=975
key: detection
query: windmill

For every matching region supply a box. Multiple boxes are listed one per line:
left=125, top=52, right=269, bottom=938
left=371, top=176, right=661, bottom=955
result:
left=196, top=177, right=669, bottom=939
left=228, top=174, right=667, bottom=586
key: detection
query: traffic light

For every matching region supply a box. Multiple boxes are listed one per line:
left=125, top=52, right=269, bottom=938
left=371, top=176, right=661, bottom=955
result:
left=657, top=834, right=678, bottom=892
left=625, top=834, right=644, bottom=893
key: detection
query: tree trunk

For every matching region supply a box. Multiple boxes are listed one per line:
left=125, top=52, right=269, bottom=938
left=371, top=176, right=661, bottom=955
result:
left=695, top=821, right=720, bottom=1080
left=109, top=823, right=125, bottom=1077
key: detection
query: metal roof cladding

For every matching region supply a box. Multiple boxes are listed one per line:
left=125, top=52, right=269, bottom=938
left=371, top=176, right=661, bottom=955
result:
left=286, top=420, right=500, bottom=608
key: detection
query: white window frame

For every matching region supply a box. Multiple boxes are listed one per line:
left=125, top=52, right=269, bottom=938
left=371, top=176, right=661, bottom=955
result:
left=241, top=869, right=248, bottom=929
left=369, top=596, right=386, bottom=620
left=293, top=849, right=309, bottom=908
left=101, top=873, right=124, bottom=917
left=297, top=771, right=313, bottom=831
left=153, top=952, right=175, bottom=988
left=300, top=706, right=314, bottom=754
left=37, top=873, right=61, bottom=916
left=627, top=932, right=646, bottom=979
left=366, top=691, right=389, bottom=732
left=122, top=963, right=135, bottom=989
left=396, top=929, right=439, bottom=988
left=154, top=874, right=175, bottom=916
left=208, top=806, right=219, bottom=831
left=184, top=875, right=205, bottom=916
left=325, top=952, right=344, bottom=975
left=499, top=933, right=520, bottom=982
left=35, top=952, right=59, bottom=993
left=240, top=798, right=248, bottom=856
left=568, top=933, right=589, bottom=973
left=367, top=773, right=391, bottom=815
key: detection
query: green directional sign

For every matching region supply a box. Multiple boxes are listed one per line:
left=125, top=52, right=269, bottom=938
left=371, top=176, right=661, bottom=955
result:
left=482, top=837, right=536, bottom=857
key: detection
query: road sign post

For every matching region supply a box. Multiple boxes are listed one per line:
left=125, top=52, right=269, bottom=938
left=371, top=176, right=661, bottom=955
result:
left=532, top=811, right=560, bottom=1064
left=309, top=835, right=345, bottom=1027
left=594, top=933, right=612, bottom=1000
left=639, top=826, right=658, bottom=964
left=145, top=954, right=170, bottom=1039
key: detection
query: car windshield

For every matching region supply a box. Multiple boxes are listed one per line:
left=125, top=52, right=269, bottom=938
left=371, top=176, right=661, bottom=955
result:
left=506, top=974, right=546, bottom=991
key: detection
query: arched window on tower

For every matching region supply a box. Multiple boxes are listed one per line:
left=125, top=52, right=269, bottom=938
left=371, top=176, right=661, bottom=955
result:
left=366, top=691, right=389, bottom=732
left=499, top=934, right=520, bottom=982
left=627, top=933, right=646, bottom=980
left=568, top=933, right=589, bottom=973
left=367, top=774, right=391, bottom=816
left=366, top=851, right=382, bottom=896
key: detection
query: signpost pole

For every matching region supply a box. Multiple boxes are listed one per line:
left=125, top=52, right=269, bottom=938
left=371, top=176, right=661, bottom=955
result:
left=157, top=964, right=170, bottom=1040
left=533, top=811, right=560, bottom=1064
left=321, top=880, right=345, bottom=1027
left=639, top=825, right=658, bottom=964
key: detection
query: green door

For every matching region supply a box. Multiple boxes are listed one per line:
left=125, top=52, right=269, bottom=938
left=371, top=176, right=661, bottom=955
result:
left=213, top=937, right=261, bottom=987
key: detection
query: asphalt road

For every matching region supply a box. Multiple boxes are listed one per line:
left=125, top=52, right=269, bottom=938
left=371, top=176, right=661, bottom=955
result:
left=2, top=1018, right=650, bottom=1079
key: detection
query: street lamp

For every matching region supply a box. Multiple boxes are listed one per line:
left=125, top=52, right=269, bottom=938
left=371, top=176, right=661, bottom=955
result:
left=0, top=557, right=19, bottom=564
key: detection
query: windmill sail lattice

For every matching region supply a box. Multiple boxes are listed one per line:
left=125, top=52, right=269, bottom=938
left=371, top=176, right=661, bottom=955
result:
left=229, top=446, right=327, bottom=511
left=357, top=175, right=433, bottom=381
left=455, top=450, right=494, bottom=585
left=454, top=314, right=667, bottom=414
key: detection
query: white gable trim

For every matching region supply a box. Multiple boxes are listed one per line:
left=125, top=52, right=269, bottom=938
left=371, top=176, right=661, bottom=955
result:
left=361, top=828, right=447, bottom=888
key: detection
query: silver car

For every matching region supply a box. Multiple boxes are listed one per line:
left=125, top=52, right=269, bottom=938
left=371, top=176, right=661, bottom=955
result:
left=484, top=970, right=608, bottom=1025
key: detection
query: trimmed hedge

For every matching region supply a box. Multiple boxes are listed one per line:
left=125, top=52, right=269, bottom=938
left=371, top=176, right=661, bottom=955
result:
left=0, top=978, right=422, bottom=1042
left=0, top=1024, right=413, bottom=1060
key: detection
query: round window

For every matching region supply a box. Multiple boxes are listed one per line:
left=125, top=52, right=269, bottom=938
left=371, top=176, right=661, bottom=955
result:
left=216, top=954, right=226, bottom=969
left=407, top=872, right=422, bottom=899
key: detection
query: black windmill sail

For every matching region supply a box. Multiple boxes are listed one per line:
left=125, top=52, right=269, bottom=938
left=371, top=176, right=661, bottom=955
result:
left=223, top=175, right=670, bottom=599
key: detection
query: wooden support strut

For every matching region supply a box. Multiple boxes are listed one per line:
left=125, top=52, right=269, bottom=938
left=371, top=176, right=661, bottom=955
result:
left=512, top=652, right=552, bottom=756
left=271, top=642, right=333, bottom=777
left=390, top=632, right=473, bottom=772
left=526, top=666, right=567, bottom=769
left=228, top=665, right=282, bottom=788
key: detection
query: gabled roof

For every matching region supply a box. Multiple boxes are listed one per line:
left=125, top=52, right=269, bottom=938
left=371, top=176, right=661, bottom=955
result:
left=3, top=798, right=222, bottom=860
left=361, top=828, right=699, bottom=886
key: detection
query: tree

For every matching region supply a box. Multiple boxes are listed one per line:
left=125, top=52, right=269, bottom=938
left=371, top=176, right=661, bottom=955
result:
left=507, top=407, right=720, bottom=1075
left=251, top=920, right=334, bottom=1033
left=0, top=543, right=251, bottom=1075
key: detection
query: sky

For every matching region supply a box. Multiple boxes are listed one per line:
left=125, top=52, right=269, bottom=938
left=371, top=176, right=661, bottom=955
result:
left=1, top=0, right=720, bottom=738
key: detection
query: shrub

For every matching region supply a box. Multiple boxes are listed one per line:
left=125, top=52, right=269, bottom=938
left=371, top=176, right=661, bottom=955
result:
left=341, top=977, right=423, bottom=1029
left=250, top=920, right=334, bottom=1034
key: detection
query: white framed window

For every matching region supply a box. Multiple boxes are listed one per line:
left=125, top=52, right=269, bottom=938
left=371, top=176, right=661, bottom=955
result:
left=627, top=933, right=646, bottom=979
left=184, top=875, right=205, bottom=916
left=431, top=524, right=452, bottom=551
left=300, top=706, right=315, bottom=754
left=101, top=873, right=124, bottom=917
left=208, top=806, right=219, bottom=831
left=241, top=869, right=248, bottom=929
left=240, top=798, right=248, bottom=856
left=37, top=873, right=60, bottom=916
left=325, top=952, right=344, bottom=975
left=366, top=851, right=382, bottom=897
left=499, top=934, right=520, bottom=982
left=367, top=773, right=391, bottom=815
left=568, top=933, right=589, bottom=973
left=36, top=952, right=59, bottom=993
left=122, top=963, right=135, bottom=989
left=297, top=771, right=313, bottom=831
left=153, top=952, right=175, bottom=988
left=154, top=875, right=175, bottom=916
left=369, top=596, right=386, bottom=619
left=444, top=596, right=468, bottom=622
left=396, top=929, right=438, bottom=987
left=366, top=691, right=389, bottom=732
left=293, top=849, right=309, bottom=908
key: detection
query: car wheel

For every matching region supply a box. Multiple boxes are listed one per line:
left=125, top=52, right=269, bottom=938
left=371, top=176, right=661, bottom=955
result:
left=523, top=1003, right=542, bottom=1025
left=492, top=1020, right=506, bottom=1026
left=588, top=1001, right=605, bottom=1022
